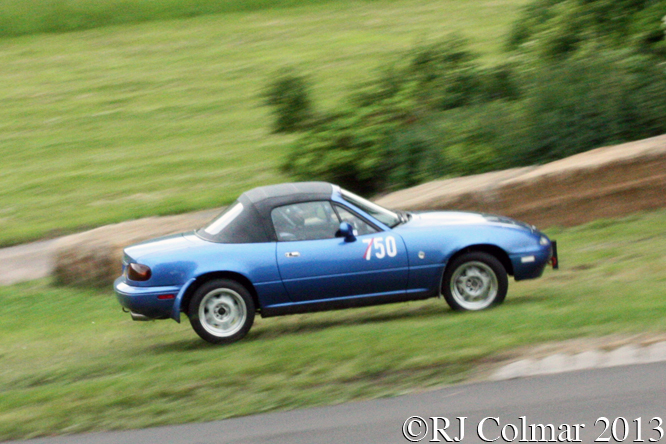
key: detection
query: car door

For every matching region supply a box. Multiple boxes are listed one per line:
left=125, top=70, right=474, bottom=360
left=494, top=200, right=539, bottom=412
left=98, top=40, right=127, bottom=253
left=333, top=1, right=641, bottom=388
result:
left=273, top=201, right=409, bottom=303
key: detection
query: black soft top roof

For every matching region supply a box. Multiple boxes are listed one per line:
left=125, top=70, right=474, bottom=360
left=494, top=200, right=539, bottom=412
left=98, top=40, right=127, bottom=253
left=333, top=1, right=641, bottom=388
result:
left=198, top=182, right=335, bottom=243
left=241, top=182, right=334, bottom=217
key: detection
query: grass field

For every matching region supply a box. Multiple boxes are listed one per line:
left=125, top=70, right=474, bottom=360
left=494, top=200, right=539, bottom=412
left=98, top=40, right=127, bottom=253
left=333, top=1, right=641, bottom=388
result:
left=0, top=0, right=395, bottom=38
left=1, top=209, right=665, bottom=440
left=0, top=0, right=528, bottom=247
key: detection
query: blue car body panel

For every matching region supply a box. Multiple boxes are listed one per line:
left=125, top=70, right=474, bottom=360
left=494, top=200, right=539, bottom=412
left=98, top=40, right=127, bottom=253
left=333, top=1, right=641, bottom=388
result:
left=171, top=278, right=195, bottom=323
left=114, top=182, right=555, bottom=323
left=276, top=232, right=409, bottom=301
left=122, top=234, right=290, bottom=321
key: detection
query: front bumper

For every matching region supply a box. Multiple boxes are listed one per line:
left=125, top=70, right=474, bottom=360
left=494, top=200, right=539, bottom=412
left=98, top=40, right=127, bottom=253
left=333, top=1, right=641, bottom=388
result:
left=114, top=278, right=182, bottom=320
left=510, top=244, right=554, bottom=281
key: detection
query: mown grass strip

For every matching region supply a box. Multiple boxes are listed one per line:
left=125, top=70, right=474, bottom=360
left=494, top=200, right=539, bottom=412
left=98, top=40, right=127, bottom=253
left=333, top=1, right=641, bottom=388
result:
left=1, top=209, right=665, bottom=440
left=0, top=0, right=389, bottom=38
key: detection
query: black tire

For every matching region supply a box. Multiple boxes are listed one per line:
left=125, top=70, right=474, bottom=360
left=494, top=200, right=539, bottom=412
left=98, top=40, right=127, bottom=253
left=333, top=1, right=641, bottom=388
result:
left=188, top=279, right=255, bottom=344
left=442, top=252, right=508, bottom=311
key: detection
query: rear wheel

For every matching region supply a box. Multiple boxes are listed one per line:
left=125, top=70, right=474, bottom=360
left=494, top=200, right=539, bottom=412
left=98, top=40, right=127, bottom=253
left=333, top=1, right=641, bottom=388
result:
left=442, top=252, right=508, bottom=311
left=188, top=279, right=255, bottom=344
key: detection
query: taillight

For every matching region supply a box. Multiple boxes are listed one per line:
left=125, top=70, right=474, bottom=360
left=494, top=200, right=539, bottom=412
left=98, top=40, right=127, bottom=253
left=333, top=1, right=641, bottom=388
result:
left=128, top=263, right=152, bottom=281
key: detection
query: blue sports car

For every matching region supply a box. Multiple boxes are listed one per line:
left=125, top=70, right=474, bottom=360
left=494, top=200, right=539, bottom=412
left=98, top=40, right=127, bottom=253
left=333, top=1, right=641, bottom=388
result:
left=115, top=182, right=558, bottom=344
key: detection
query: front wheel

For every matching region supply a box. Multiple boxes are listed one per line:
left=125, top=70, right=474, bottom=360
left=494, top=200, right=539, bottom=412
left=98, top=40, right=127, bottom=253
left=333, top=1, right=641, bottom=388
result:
left=442, top=252, right=508, bottom=311
left=188, top=279, right=255, bottom=344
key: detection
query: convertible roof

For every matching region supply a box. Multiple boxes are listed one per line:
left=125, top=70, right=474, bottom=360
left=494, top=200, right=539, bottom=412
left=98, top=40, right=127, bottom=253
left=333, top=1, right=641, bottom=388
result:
left=240, top=182, right=335, bottom=219
left=242, top=182, right=334, bottom=204
left=198, top=182, right=336, bottom=243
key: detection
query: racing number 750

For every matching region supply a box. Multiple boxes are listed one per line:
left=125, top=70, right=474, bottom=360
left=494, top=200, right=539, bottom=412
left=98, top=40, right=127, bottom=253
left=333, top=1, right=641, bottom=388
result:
left=363, top=236, right=398, bottom=260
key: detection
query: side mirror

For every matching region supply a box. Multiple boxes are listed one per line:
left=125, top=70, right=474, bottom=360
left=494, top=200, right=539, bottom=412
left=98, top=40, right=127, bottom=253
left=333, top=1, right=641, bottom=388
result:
left=337, top=222, right=356, bottom=242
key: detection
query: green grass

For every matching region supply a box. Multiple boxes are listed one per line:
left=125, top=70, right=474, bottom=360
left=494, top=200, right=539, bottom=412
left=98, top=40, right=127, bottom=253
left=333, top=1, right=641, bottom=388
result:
left=1, top=209, right=665, bottom=440
left=0, top=0, right=392, bottom=38
left=0, top=0, right=527, bottom=247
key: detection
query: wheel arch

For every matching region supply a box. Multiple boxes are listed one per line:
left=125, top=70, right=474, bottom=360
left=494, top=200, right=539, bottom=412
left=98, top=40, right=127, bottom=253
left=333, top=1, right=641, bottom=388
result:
left=180, top=271, right=260, bottom=316
left=445, top=244, right=514, bottom=277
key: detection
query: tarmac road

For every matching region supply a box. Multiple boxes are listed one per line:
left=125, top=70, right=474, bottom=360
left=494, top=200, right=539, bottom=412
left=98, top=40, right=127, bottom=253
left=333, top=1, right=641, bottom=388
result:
left=8, top=361, right=666, bottom=444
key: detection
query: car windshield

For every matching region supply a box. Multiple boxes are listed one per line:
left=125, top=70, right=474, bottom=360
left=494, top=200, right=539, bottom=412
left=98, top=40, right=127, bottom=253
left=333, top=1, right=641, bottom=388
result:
left=340, top=189, right=401, bottom=228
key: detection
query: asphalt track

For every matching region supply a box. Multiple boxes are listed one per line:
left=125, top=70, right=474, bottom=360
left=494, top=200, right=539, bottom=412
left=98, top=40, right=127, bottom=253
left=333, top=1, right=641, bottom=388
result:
left=8, top=361, right=666, bottom=444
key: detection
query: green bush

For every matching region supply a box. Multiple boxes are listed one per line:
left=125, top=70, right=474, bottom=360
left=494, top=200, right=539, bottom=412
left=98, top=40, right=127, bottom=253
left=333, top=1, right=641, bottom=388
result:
left=435, top=105, right=511, bottom=175
left=512, top=47, right=666, bottom=163
left=506, top=0, right=564, bottom=50
left=507, top=0, right=666, bottom=58
left=407, top=35, right=485, bottom=110
left=479, top=62, right=520, bottom=101
left=630, top=0, right=666, bottom=55
left=263, top=69, right=314, bottom=134
left=349, top=35, right=494, bottom=112
left=281, top=96, right=426, bottom=194
left=382, top=119, right=448, bottom=189
left=268, top=9, right=666, bottom=195
left=278, top=36, right=491, bottom=194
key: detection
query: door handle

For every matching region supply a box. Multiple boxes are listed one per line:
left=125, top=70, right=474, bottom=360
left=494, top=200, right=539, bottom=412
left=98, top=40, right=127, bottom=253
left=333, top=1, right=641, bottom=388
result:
left=285, top=252, right=300, bottom=258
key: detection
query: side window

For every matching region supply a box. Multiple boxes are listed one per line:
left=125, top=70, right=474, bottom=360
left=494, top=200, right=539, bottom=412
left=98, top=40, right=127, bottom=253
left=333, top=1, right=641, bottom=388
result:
left=271, top=201, right=339, bottom=242
left=334, top=205, right=378, bottom=236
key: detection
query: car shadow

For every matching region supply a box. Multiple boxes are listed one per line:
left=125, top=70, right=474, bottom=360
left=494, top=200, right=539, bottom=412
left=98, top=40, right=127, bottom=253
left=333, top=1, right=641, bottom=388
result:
left=148, top=339, right=215, bottom=353
left=148, top=295, right=555, bottom=353
left=253, top=302, right=453, bottom=336
left=507, top=293, right=558, bottom=306
left=148, top=303, right=449, bottom=353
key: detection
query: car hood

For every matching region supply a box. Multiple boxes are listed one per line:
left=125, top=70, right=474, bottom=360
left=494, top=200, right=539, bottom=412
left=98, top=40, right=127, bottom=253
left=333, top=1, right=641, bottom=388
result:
left=124, top=232, right=207, bottom=261
left=402, top=211, right=535, bottom=232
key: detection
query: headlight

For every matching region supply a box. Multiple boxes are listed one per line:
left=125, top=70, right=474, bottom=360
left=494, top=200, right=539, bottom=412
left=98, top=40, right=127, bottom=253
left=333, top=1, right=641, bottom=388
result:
left=539, top=236, right=550, bottom=246
left=128, top=263, right=152, bottom=281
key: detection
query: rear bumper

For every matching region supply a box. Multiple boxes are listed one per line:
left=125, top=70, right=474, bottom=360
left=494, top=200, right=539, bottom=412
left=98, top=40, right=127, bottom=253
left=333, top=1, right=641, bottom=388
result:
left=114, top=278, right=181, bottom=320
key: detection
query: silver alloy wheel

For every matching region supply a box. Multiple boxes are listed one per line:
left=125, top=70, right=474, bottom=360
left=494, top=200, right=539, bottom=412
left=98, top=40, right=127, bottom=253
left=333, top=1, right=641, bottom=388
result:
left=450, top=261, right=499, bottom=310
left=198, top=288, right=247, bottom=337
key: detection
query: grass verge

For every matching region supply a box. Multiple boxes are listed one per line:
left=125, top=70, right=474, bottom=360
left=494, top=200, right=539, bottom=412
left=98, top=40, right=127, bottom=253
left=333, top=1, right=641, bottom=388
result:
left=1, top=209, right=666, bottom=440
left=0, top=0, right=527, bottom=247
left=0, top=0, right=393, bottom=38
